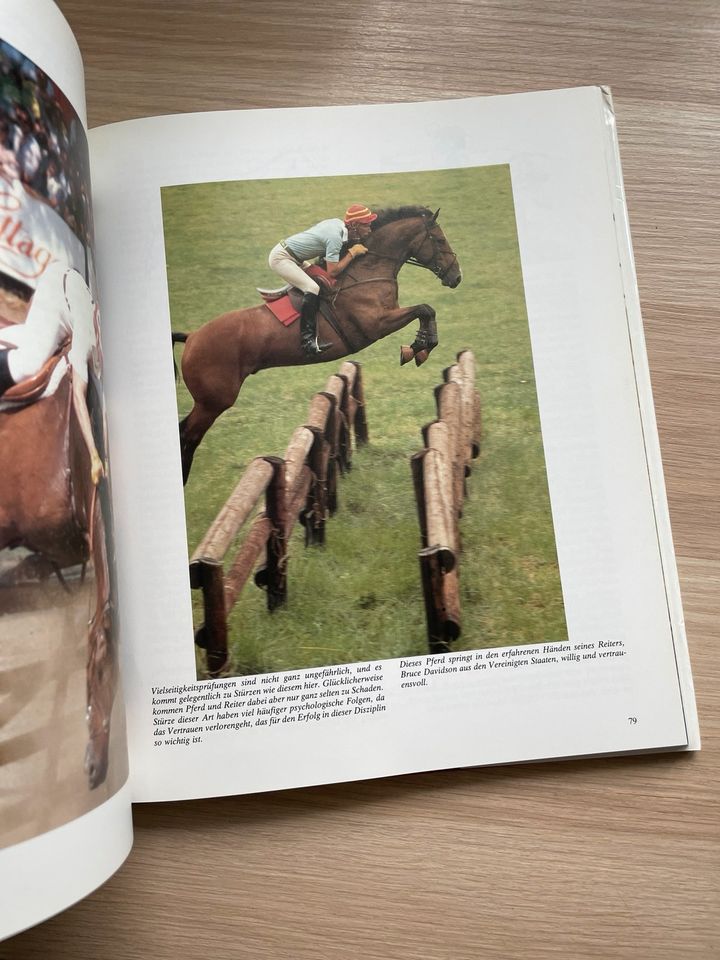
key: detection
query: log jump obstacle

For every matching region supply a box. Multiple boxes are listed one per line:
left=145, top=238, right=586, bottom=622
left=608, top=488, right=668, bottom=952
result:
left=190, top=361, right=368, bottom=676
left=411, top=350, right=481, bottom=653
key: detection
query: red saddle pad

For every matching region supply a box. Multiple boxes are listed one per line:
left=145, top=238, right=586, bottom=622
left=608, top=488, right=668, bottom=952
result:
left=265, top=294, right=300, bottom=327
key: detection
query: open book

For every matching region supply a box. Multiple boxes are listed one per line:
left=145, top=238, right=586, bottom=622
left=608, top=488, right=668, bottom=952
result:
left=0, top=0, right=699, bottom=941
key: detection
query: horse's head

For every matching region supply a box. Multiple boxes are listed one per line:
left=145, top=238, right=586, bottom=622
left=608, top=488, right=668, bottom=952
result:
left=413, top=209, right=462, bottom=288
left=369, top=207, right=462, bottom=288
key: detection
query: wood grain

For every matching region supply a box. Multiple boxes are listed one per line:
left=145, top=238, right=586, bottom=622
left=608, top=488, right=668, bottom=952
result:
left=7, top=2, right=718, bottom=957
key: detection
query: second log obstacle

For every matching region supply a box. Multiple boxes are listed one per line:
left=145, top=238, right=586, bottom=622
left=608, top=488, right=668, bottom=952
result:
left=191, top=361, right=368, bottom=675
left=411, top=350, right=481, bottom=653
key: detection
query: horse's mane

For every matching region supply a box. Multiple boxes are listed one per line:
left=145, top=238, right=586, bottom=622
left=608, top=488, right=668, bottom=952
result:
left=371, top=206, right=433, bottom=230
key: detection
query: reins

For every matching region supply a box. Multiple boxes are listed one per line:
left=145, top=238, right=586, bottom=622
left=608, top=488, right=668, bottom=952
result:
left=333, top=273, right=397, bottom=296
left=338, top=214, right=457, bottom=292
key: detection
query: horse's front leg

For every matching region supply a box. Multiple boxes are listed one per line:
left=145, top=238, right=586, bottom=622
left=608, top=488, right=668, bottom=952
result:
left=374, top=303, right=438, bottom=367
left=403, top=303, right=438, bottom=367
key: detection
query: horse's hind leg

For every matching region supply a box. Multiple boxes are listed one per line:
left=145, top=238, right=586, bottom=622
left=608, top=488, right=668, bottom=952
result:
left=180, top=402, right=225, bottom=484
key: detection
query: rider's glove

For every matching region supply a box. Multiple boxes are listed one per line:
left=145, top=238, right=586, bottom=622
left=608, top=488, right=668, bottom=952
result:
left=349, top=244, right=368, bottom=258
left=90, top=449, right=104, bottom=486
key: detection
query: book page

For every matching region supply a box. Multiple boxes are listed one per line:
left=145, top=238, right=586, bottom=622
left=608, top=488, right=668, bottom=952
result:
left=0, top=0, right=132, bottom=942
left=90, top=88, right=698, bottom=805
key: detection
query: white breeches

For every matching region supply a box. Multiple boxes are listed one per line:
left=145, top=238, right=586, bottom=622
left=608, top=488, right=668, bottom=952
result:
left=1, top=265, right=94, bottom=382
left=268, top=243, right=320, bottom=295
left=2, top=318, right=65, bottom=381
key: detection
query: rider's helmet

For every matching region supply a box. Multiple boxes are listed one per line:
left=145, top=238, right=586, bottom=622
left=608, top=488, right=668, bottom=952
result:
left=344, top=203, right=377, bottom=225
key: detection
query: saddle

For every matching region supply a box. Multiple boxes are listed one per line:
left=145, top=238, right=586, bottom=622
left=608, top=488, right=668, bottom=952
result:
left=1, top=339, right=71, bottom=405
left=259, top=265, right=336, bottom=327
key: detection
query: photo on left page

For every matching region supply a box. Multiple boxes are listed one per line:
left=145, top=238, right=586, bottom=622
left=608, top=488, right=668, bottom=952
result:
left=0, top=37, right=128, bottom=851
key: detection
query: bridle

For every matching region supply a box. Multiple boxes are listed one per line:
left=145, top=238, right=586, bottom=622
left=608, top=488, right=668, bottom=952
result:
left=337, top=213, right=458, bottom=297
left=328, top=212, right=458, bottom=352
left=348, top=214, right=458, bottom=283
left=405, top=215, right=459, bottom=282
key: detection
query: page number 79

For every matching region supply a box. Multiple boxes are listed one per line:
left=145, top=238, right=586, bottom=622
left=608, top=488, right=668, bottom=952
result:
left=628, top=717, right=638, bottom=725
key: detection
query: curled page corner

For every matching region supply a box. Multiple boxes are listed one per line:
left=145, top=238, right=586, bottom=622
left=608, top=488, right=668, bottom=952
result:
left=600, top=84, right=615, bottom=111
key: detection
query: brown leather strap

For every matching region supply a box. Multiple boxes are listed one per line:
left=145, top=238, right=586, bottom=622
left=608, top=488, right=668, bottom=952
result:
left=3, top=337, right=71, bottom=403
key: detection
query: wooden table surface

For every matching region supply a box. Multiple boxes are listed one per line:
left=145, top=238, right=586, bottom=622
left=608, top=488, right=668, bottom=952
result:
left=8, top=2, right=719, bottom=957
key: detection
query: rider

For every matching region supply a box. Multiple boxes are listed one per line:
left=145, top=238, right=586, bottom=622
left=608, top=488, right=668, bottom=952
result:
left=268, top=203, right=377, bottom=356
left=0, top=260, right=104, bottom=485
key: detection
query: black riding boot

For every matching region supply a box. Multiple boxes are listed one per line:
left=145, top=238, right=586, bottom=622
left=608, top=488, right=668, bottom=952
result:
left=0, top=348, right=16, bottom=396
left=300, top=292, right=331, bottom=357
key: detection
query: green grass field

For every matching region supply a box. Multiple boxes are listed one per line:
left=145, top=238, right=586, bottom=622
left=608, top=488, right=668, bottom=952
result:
left=162, top=165, right=567, bottom=679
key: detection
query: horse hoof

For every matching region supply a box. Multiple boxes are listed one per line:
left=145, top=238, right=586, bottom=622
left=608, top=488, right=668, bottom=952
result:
left=400, top=345, right=415, bottom=365
left=415, top=350, right=429, bottom=367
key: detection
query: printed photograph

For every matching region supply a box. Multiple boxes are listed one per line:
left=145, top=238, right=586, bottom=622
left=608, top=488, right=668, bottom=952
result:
left=0, top=38, right=127, bottom=851
left=162, top=166, right=568, bottom=680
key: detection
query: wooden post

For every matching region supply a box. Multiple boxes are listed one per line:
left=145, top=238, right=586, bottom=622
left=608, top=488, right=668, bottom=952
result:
left=422, top=420, right=458, bottom=553
left=414, top=446, right=460, bottom=654
left=418, top=548, right=452, bottom=654
left=472, top=389, right=482, bottom=458
left=457, top=350, right=478, bottom=469
left=318, top=390, right=340, bottom=514
left=192, top=560, right=228, bottom=676
left=304, top=427, right=329, bottom=546
left=422, top=448, right=456, bottom=574
left=348, top=360, right=369, bottom=445
left=287, top=466, right=313, bottom=538
left=227, top=515, right=272, bottom=605
left=339, top=364, right=358, bottom=451
left=337, top=370, right=355, bottom=473
left=306, top=392, right=332, bottom=434
left=442, top=568, right=462, bottom=643
left=254, top=466, right=312, bottom=589
left=338, top=360, right=358, bottom=391
left=284, top=425, right=314, bottom=494
left=445, top=360, right=472, bottom=481
left=262, top=456, right=287, bottom=611
left=435, top=380, right=463, bottom=520
left=411, top=450, right=429, bottom=548
left=324, top=374, right=352, bottom=473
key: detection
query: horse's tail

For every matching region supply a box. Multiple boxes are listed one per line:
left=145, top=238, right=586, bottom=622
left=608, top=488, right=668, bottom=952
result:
left=171, top=331, right=188, bottom=380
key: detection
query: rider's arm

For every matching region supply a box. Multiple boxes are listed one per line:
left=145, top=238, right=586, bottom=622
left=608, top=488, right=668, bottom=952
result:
left=325, top=245, right=368, bottom=278
left=72, top=372, right=103, bottom=486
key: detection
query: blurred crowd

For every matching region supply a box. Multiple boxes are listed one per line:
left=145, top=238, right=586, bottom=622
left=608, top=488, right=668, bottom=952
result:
left=0, top=40, right=92, bottom=247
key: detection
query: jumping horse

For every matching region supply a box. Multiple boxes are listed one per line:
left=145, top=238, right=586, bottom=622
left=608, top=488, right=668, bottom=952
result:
left=0, top=360, right=116, bottom=790
left=175, top=206, right=462, bottom=482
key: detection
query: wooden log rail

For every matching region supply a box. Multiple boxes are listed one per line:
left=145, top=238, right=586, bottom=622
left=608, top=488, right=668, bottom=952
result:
left=412, top=350, right=481, bottom=653
left=191, top=361, right=367, bottom=676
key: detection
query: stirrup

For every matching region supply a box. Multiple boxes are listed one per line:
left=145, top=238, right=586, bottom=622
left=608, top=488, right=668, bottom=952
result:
left=302, top=335, right=331, bottom=356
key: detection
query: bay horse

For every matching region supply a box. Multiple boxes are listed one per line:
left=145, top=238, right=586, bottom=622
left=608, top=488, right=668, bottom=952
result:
left=175, top=206, right=462, bottom=482
left=0, top=368, right=116, bottom=789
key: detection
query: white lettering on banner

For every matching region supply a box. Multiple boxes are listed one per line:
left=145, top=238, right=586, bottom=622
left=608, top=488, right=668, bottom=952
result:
left=0, top=176, right=84, bottom=288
